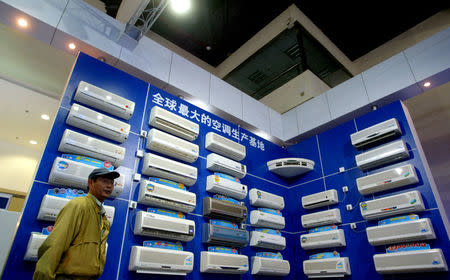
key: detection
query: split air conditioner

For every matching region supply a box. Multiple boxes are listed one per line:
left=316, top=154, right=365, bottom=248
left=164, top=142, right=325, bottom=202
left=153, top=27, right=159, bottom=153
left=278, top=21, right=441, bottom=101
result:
left=133, top=210, right=195, bottom=242
left=355, top=140, right=410, bottom=170
left=48, top=157, right=124, bottom=197
left=206, top=174, right=247, bottom=200
left=350, top=118, right=402, bottom=149
left=203, top=197, right=247, bottom=223
left=249, top=231, right=286, bottom=250
left=356, top=164, right=418, bottom=195
left=149, top=106, right=199, bottom=141
left=141, top=153, right=197, bottom=187
left=66, top=103, right=130, bottom=143
left=360, top=190, right=425, bottom=220
left=206, top=153, right=247, bottom=179
left=205, top=132, right=246, bottom=161
left=74, top=81, right=135, bottom=120
left=146, top=128, right=199, bottom=163
left=249, top=188, right=284, bottom=210
left=267, top=158, right=315, bottom=177
left=302, top=189, right=339, bottom=209
left=24, top=233, right=47, bottom=261
left=250, top=210, right=285, bottom=229
left=374, top=249, right=448, bottom=274
left=129, top=245, right=193, bottom=275
left=37, top=194, right=115, bottom=224
left=303, top=257, right=351, bottom=278
left=366, top=218, right=435, bottom=246
left=202, top=222, right=249, bottom=247
left=137, top=179, right=196, bottom=213
left=251, top=256, right=290, bottom=276
left=59, top=129, right=125, bottom=167
left=200, top=251, right=249, bottom=274
left=300, top=229, right=346, bottom=250
left=301, top=209, right=342, bottom=229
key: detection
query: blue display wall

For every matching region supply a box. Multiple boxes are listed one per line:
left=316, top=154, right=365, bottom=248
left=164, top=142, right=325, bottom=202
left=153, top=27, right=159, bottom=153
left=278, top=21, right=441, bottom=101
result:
left=3, top=53, right=449, bottom=280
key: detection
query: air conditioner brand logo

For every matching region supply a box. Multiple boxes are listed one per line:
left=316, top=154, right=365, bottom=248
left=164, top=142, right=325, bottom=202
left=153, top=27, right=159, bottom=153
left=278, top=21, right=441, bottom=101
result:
left=56, top=161, right=69, bottom=169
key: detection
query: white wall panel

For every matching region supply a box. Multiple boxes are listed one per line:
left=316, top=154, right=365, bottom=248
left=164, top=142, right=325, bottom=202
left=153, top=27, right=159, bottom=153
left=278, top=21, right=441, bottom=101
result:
left=1, top=0, right=68, bottom=27
left=282, top=108, right=299, bottom=140
left=296, top=94, right=332, bottom=134
left=209, top=75, right=243, bottom=119
left=269, top=108, right=283, bottom=140
left=326, top=74, right=369, bottom=119
left=242, top=94, right=270, bottom=133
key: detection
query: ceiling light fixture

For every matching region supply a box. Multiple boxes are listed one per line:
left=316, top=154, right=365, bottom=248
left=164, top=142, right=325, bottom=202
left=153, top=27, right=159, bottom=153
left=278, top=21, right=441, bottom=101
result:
left=41, top=114, right=50, bottom=120
left=29, top=140, right=37, bottom=145
left=423, top=81, right=431, bottom=87
left=171, top=0, right=191, bottom=14
left=17, top=18, right=28, bottom=28
left=68, top=42, right=76, bottom=50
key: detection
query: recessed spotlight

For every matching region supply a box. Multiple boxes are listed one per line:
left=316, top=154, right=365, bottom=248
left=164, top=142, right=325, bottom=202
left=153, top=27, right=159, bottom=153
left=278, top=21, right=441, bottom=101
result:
left=41, top=114, right=50, bottom=120
left=206, top=46, right=211, bottom=51
left=171, top=0, right=191, bottom=14
left=423, top=82, right=431, bottom=87
left=17, top=18, right=28, bottom=28
left=68, top=42, right=76, bottom=50
left=29, top=140, right=37, bottom=145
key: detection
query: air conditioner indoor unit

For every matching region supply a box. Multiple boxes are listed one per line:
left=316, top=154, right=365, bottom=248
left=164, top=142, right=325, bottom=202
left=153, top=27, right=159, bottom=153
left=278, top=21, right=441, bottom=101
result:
left=350, top=118, right=402, bottom=149
left=206, top=153, right=247, bottom=179
left=133, top=210, right=195, bottom=242
left=303, top=257, right=351, bottom=278
left=374, top=249, right=448, bottom=274
left=24, top=233, right=48, bottom=261
left=74, top=81, right=135, bottom=120
left=206, top=174, right=247, bottom=200
left=356, top=164, right=418, bottom=195
left=203, top=197, right=247, bottom=223
left=360, top=190, right=425, bottom=220
left=366, top=218, right=435, bottom=246
left=251, top=256, right=290, bottom=276
left=250, top=210, right=285, bottom=229
left=138, top=179, right=196, bottom=213
left=149, top=106, right=199, bottom=141
left=355, top=140, right=410, bottom=170
left=66, top=103, right=130, bottom=143
left=48, top=156, right=124, bottom=197
left=129, top=245, right=193, bottom=275
left=37, top=194, right=115, bottom=224
left=200, top=251, right=249, bottom=274
left=302, top=189, right=339, bottom=209
left=249, top=188, right=284, bottom=210
left=300, top=229, right=346, bottom=250
left=249, top=231, right=286, bottom=250
left=146, top=128, right=199, bottom=163
left=202, top=222, right=249, bottom=247
left=58, top=129, right=125, bottom=167
left=301, top=209, right=342, bottom=229
left=141, top=153, right=197, bottom=186
left=267, top=158, right=315, bottom=177
left=205, top=132, right=246, bottom=161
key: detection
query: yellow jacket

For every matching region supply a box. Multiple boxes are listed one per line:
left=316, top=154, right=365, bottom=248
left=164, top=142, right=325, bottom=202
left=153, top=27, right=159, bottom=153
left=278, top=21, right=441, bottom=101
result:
left=33, top=194, right=110, bottom=280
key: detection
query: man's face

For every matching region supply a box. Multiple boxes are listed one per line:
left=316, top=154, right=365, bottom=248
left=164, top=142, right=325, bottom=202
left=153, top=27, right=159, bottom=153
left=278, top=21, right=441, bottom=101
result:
left=88, top=176, right=114, bottom=202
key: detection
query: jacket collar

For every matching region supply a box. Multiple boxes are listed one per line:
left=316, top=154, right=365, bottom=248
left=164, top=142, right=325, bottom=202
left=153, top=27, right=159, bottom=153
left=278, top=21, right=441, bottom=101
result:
left=87, top=193, right=106, bottom=215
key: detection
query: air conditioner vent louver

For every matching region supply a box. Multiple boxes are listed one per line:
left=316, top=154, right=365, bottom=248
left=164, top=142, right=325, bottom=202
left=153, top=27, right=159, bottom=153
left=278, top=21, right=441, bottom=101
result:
left=302, top=189, right=338, bottom=209
left=374, top=249, right=448, bottom=274
left=355, top=140, right=409, bottom=170
left=250, top=210, right=285, bottom=229
left=249, top=188, right=284, bottom=210
left=251, top=256, right=290, bottom=276
left=249, top=231, right=286, bottom=250
left=267, top=158, right=314, bottom=177
left=301, top=208, right=342, bottom=229
left=202, top=223, right=249, bottom=247
left=351, top=118, right=402, bottom=149
left=300, top=229, right=346, bottom=250
left=203, top=197, right=247, bottom=223
left=200, top=251, right=249, bottom=274
left=146, top=128, right=198, bottom=163
left=149, top=106, right=199, bottom=141
left=141, top=153, right=197, bottom=186
left=206, top=153, right=247, bottom=179
left=205, top=132, right=246, bottom=161
left=303, top=257, right=351, bottom=278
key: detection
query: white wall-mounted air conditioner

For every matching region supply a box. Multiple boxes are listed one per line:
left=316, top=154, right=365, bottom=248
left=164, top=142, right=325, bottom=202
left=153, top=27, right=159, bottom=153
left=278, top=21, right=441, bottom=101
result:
left=59, top=129, right=125, bottom=167
left=303, top=257, right=351, bottom=278
left=267, top=158, right=315, bottom=177
left=37, top=194, right=115, bottom=224
left=48, top=157, right=124, bottom=197
left=366, top=218, right=435, bottom=246
left=129, top=245, right=193, bottom=275
left=250, top=210, right=285, bottom=229
left=138, top=179, right=196, bottom=213
left=203, top=197, right=247, bottom=223
left=356, top=164, right=418, bottom=195
left=141, top=153, right=197, bottom=186
left=350, top=118, right=402, bottom=149
left=74, top=81, right=135, bottom=120
left=374, top=249, right=448, bottom=274
left=66, top=103, right=130, bottom=143
left=251, top=256, right=290, bottom=276
left=360, top=191, right=425, bottom=220
left=202, top=223, right=249, bottom=247
left=133, top=210, right=195, bottom=242
left=206, top=174, right=247, bottom=200
left=206, top=153, right=246, bottom=179
left=302, top=189, right=339, bottom=209
left=205, top=132, right=246, bottom=161
left=355, top=140, right=410, bottom=170
left=200, top=251, right=249, bottom=274
left=24, top=233, right=47, bottom=261
left=249, top=188, right=284, bottom=210
left=149, top=106, right=199, bottom=141
left=146, top=128, right=199, bottom=163
left=300, top=229, right=346, bottom=250
left=301, top=209, right=342, bottom=229
left=249, top=231, right=286, bottom=250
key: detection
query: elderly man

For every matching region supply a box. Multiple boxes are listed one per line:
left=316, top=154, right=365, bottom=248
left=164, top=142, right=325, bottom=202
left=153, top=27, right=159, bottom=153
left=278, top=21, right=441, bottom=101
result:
left=33, top=168, right=119, bottom=280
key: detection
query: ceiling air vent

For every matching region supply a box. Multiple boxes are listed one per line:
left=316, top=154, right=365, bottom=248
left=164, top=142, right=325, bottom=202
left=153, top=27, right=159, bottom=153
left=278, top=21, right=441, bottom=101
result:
left=248, top=70, right=268, bottom=84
